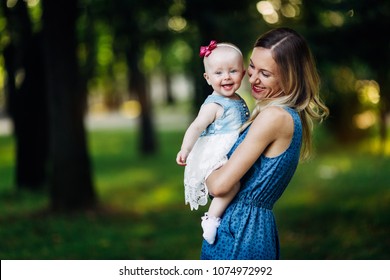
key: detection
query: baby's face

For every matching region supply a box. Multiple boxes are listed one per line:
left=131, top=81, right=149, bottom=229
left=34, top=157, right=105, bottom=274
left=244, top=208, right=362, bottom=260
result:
left=203, top=47, right=245, bottom=98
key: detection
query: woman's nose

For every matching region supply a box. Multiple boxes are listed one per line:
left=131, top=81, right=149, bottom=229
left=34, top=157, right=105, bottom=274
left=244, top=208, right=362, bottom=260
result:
left=248, top=73, right=259, bottom=84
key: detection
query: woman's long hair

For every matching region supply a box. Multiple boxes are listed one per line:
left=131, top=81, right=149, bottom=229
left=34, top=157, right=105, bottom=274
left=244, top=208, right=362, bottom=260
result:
left=247, top=27, right=329, bottom=160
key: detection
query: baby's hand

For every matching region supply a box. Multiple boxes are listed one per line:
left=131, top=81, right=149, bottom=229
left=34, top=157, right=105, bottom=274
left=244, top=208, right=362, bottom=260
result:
left=176, top=151, right=187, bottom=166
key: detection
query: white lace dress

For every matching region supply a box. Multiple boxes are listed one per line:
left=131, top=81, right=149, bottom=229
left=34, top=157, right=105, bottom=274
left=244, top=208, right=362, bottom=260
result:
left=184, top=93, right=249, bottom=210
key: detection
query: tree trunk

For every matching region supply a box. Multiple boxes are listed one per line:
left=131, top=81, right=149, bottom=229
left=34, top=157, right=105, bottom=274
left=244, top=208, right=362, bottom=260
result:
left=378, top=72, right=389, bottom=155
left=42, top=0, right=96, bottom=211
left=126, top=44, right=157, bottom=155
left=164, top=74, right=175, bottom=106
left=15, top=33, right=49, bottom=190
left=2, top=1, right=48, bottom=190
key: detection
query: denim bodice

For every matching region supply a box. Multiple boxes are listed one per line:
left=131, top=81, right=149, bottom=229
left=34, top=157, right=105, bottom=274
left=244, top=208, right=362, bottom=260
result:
left=200, top=93, right=249, bottom=137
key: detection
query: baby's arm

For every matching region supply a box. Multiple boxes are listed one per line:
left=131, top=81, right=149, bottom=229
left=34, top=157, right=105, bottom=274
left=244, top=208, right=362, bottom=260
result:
left=176, top=102, right=223, bottom=165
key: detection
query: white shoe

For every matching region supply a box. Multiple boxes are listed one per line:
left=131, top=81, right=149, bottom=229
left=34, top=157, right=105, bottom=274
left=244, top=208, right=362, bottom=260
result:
left=201, top=213, right=221, bottom=244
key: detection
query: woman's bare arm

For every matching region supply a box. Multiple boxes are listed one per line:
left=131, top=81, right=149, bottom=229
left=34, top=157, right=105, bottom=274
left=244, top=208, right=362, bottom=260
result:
left=206, top=106, right=293, bottom=196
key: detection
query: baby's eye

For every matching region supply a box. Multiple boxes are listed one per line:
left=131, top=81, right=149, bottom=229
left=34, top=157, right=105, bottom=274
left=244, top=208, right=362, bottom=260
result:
left=215, top=71, right=222, bottom=75
left=230, top=69, right=238, bottom=74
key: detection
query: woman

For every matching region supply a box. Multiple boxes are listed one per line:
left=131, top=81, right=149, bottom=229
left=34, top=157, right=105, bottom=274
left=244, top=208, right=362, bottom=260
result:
left=201, top=27, right=329, bottom=259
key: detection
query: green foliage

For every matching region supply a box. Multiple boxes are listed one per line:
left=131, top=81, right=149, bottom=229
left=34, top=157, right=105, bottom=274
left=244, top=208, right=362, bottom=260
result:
left=0, top=134, right=14, bottom=192
left=277, top=150, right=390, bottom=259
left=0, top=130, right=389, bottom=259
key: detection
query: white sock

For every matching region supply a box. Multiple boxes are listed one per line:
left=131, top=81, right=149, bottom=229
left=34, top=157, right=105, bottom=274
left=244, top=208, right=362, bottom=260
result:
left=201, top=213, right=221, bottom=245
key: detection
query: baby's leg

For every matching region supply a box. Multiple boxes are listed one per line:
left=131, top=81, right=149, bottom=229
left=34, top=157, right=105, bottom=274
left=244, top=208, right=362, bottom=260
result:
left=201, top=182, right=240, bottom=244
left=208, top=182, right=239, bottom=217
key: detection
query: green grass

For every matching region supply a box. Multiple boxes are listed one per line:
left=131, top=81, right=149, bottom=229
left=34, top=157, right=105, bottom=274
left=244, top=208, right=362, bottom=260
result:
left=277, top=151, right=390, bottom=259
left=0, top=129, right=389, bottom=259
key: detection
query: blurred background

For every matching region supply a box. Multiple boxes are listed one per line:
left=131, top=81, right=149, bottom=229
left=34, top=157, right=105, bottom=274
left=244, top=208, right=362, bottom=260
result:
left=0, top=0, right=389, bottom=259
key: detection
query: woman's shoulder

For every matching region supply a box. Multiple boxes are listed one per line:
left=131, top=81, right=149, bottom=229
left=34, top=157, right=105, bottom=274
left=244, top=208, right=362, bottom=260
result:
left=260, top=106, right=292, bottom=121
left=252, top=106, right=294, bottom=132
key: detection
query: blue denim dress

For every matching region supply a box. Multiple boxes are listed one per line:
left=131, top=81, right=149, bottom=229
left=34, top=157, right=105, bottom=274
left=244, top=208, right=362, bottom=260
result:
left=184, top=93, right=249, bottom=210
left=200, top=107, right=302, bottom=259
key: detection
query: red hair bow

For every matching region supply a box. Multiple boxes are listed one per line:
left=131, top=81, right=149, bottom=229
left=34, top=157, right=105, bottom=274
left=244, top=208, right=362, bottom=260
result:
left=199, top=40, right=217, bottom=57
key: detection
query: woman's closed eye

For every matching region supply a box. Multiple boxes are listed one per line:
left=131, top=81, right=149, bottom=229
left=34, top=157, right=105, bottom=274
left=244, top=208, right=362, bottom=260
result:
left=261, top=71, right=270, bottom=78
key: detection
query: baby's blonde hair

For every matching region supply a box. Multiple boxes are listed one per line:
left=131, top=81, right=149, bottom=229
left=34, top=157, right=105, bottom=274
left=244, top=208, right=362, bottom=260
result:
left=203, top=42, right=244, bottom=72
left=215, top=42, right=243, bottom=56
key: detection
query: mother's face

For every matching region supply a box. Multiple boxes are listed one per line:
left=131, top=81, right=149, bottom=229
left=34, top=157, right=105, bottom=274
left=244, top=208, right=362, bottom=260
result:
left=247, top=47, right=282, bottom=100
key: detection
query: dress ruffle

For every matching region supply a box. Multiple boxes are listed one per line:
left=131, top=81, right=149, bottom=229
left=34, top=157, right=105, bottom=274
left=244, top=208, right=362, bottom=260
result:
left=184, top=132, right=238, bottom=210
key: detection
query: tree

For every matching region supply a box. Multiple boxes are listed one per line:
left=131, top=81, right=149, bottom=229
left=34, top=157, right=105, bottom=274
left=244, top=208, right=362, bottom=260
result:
left=300, top=0, right=390, bottom=146
left=184, top=0, right=263, bottom=111
left=1, top=1, right=49, bottom=190
left=95, top=0, right=162, bottom=155
left=42, top=0, right=96, bottom=211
